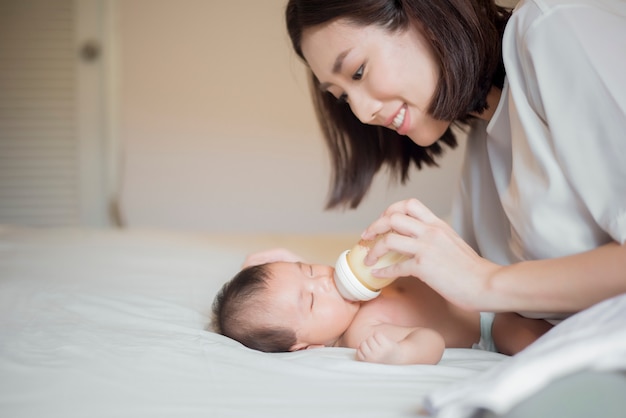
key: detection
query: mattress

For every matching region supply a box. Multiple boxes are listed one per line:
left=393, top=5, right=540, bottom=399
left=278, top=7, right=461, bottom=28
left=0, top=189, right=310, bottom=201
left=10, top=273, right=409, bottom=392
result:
left=2, top=226, right=624, bottom=418
left=0, top=226, right=503, bottom=418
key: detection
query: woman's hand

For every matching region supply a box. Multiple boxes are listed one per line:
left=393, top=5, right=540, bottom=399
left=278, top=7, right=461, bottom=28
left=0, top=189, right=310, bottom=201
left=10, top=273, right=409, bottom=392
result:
left=241, top=247, right=304, bottom=268
left=361, top=198, right=500, bottom=311
left=363, top=199, right=626, bottom=314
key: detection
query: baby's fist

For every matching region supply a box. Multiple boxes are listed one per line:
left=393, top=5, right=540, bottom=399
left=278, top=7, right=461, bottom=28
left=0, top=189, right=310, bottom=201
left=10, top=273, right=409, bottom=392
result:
left=356, top=332, right=401, bottom=364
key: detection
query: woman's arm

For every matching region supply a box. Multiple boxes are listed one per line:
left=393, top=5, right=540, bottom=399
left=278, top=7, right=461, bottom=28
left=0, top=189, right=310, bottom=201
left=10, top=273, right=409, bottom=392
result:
left=362, top=199, right=626, bottom=313
left=485, top=242, right=626, bottom=313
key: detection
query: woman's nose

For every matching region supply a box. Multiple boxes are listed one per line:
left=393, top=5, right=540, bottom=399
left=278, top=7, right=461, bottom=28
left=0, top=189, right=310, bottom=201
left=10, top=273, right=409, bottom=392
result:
left=348, top=92, right=382, bottom=124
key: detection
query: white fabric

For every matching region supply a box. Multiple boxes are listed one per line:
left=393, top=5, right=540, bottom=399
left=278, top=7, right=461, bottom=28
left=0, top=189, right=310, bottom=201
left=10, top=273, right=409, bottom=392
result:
left=451, top=0, right=626, bottom=272
left=473, top=312, right=497, bottom=353
left=424, top=292, right=626, bottom=417
left=0, top=226, right=506, bottom=418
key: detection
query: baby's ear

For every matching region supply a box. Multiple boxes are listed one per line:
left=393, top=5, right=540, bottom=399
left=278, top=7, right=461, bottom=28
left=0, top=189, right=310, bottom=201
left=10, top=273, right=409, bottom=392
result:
left=289, top=342, right=307, bottom=351
left=305, top=344, right=325, bottom=350
left=289, top=343, right=325, bottom=351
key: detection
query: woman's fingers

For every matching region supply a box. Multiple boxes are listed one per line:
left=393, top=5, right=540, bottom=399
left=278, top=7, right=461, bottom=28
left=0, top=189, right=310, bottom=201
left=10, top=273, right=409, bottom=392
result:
left=402, top=198, right=439, bottom=223
left=362, top=198, right=439, bottom=240
left=356, top=200, right=501, bottom=310
left=361, top=198, right=455, bottom=271
left=364, top=232, right=417, bottom=265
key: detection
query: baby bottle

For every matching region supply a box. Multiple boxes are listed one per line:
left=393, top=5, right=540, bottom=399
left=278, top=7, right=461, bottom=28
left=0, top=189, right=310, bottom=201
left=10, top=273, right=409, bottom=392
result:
left=334, top=235, right=408, bottom=301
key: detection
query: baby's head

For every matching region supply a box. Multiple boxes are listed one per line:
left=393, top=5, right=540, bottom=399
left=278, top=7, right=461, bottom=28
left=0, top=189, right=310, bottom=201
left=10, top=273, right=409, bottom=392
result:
left=212, top=261, right=359, bottom=352
left=212, top=263, right=297, bottom=352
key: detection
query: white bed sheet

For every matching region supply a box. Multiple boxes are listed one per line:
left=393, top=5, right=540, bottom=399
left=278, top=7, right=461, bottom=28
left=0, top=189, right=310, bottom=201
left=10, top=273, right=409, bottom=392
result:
left=426, top=291, right=626, bottom=417
left=0, top=226, right=505, bottom=418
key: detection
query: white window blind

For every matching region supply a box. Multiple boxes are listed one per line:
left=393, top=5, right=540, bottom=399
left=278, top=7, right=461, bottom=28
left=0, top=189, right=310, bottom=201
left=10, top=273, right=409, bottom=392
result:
left=0, top=0, right=80, bottom=226
left=0, top=0, right=110, bottom=227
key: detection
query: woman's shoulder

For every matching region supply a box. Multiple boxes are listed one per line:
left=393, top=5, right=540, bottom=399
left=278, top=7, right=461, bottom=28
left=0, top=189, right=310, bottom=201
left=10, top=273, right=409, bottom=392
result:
left=504, top=0, right=625, bottom=93
left=515, top=0, right=623, bottom=15
left=511, top=0, right=625, bottom=33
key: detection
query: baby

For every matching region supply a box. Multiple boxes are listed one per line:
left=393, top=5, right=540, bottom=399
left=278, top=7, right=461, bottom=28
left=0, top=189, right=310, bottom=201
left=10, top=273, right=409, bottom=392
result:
left=212, top=260, right=552, bottom=365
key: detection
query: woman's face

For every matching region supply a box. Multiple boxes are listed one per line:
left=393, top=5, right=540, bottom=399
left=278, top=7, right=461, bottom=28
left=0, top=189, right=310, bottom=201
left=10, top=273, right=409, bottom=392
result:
left=301, top=19, right=450, bottom=147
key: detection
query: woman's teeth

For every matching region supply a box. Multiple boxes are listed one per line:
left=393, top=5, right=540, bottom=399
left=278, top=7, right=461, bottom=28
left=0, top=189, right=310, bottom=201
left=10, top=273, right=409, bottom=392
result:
left=392, top=107, right=406, bottom=129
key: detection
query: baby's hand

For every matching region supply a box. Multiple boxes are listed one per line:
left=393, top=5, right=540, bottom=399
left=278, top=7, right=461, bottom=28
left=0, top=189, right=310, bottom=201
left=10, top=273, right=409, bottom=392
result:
left=356, top=332, right=402, bottom=364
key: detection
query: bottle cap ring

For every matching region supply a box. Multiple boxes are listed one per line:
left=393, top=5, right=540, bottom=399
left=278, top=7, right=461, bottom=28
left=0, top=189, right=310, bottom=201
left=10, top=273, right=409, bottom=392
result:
left=333, top=250, right=381, bottom=301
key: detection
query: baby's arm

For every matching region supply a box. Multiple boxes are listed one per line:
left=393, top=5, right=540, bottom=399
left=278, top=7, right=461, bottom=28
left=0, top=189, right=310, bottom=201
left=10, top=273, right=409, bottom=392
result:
left=355, top=324, right=445, bottom=365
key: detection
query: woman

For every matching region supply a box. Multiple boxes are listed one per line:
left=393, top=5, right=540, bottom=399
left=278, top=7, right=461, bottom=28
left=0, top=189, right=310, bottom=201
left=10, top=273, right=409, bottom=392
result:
left=279, top=0, right=626, bottom=319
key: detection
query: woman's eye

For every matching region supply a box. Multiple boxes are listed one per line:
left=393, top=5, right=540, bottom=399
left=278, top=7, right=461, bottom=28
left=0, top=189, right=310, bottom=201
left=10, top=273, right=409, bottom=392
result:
left=352, top=65, right=364, bottom=81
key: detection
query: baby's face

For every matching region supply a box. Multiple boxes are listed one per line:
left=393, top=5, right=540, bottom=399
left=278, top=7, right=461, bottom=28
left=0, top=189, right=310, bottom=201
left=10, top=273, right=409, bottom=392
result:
left=264, top=262, right=360, bottom=350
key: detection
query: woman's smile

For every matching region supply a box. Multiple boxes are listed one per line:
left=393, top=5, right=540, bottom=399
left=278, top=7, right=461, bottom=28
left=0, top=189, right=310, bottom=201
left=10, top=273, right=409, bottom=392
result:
left=389, top=104, right=411, bottom=135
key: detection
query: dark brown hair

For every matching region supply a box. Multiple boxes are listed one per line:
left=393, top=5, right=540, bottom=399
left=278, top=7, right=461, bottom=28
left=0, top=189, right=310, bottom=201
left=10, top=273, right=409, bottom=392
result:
left=211, top=264, right=297, bottom=353
left=286, top=0, right=511, bottom=208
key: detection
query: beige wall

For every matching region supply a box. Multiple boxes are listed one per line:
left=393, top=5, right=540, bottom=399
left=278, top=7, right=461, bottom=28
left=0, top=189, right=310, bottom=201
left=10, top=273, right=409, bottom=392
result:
left=115, top=0, right=466, bottom=233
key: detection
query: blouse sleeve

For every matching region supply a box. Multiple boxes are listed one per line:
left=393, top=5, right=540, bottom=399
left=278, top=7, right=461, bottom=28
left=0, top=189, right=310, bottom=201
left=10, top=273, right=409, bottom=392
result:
left=520, top=2, right=626, bottom=243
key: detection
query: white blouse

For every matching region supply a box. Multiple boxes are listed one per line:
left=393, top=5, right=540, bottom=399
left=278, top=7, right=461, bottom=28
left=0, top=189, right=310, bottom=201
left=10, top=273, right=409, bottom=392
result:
left=451, top=0, right=626, bottom=270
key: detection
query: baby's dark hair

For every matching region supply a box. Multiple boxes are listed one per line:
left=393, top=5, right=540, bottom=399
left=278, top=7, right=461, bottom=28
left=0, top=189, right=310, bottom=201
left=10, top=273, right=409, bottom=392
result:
left=211, top=263, right=297, bottom=353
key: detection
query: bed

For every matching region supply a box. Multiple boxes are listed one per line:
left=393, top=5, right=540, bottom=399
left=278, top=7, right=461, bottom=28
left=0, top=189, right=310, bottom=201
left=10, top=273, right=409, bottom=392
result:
left=1, top=225, right=625, bottom=418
